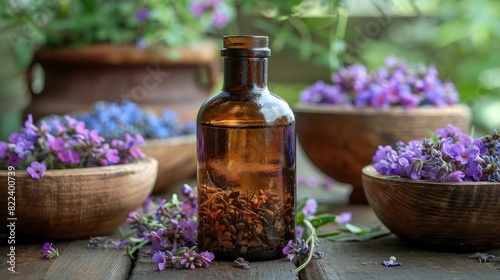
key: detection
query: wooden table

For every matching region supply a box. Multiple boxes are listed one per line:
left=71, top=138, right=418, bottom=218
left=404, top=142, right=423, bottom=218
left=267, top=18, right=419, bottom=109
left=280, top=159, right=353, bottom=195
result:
left=1, top=181, right=499, bottom=280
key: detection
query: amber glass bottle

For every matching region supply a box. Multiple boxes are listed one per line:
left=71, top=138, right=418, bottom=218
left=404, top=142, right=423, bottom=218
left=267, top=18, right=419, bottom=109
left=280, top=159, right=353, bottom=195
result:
left=196, top=36, right=296, bottom=261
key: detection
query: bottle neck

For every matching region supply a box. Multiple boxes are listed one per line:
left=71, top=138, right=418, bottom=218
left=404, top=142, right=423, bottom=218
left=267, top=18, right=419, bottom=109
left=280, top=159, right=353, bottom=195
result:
left=222, top=57, right=268, bottom=91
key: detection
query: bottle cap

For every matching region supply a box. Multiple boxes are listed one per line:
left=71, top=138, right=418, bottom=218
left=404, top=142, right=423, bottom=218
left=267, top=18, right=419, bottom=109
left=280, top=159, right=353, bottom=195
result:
left=221, top=35, right=271, bottom=57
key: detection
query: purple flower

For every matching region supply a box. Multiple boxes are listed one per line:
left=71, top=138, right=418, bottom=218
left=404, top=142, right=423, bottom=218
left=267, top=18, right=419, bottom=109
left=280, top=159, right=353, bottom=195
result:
left=179, top=248, right=203, bottom=269
left=449, top=143, right=479, bottom=165
left=302, top=56, right=459, bottom=108
left=435, top=124, right=465, bottom=141
left=14, top=136, right=35, bottom=157
left=189, top=1, right=206, bottom=17
left=302, top=198, right=318, bottom=217
left=306, top=176, right=320, bottom=188
left=446, top=170, right=465, bottom=182
left=0, top=141, right=6, bottom=158
left=300, top=81, right=346, bottom=105
left=7, top=153, right=20, bottom=166
left=181, top=199, right=197, bottom=217
left=179, top=219, right=197, bottom=244
left=181, top=184, right=193, bottom=197
left=295, top=226, right=304, bottom=240
left=233, top=257, right=250, bottom=269
left=383, top=259, right=402, bottom=267
left=335, top=211, right=352, bottom=224
left=27, top=161, right=46, bottom=179
left=332, top=64, right=370, bottom=93
left=283, top=238, right=324, bottom=263
left=8, top=132, right=20, bottom=143
left=211, top=9, right=230, bottom=28
left=152, top=251, right=168, bottom=271
left=57, top=149, right=81, bottom=165
left=283, top=240, right=296, bottom=262
left=324, top=178, right=336, bottom=189
left=46, top=135, right=65, bottom=152
left=136, top=39, right=147, bottom=50
left=126, top=211, right=141, bottom=224
left=369, top=84, right=390, bottom=109
left=111, top=240, right=128, bottom=250
left=104, top=148, right=120, bottom=165
left=129, top=146, right=145, bottom=160
left=41, top=242, right=59, bottom=259
left=135, top=8, right=150, bottom=22
left=464, top=161, right=483, bottom=181
left=198, top=250, right=215, bottom=267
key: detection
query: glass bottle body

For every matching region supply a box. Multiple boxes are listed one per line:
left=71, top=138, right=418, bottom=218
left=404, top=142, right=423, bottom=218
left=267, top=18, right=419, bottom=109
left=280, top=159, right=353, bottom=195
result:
left=197, top=52, right=296, bottom=261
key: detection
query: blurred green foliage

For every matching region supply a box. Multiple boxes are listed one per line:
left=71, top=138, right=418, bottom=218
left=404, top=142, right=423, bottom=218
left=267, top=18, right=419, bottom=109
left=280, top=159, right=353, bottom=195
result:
left=358, top=0, right=500, bottom=106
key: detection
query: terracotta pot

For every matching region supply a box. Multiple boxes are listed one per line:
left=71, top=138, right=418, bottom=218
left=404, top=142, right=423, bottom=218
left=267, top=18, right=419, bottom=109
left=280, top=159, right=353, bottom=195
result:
left=362, top=164, right=500, bottom=251
left=295, top=104, right=472, bottom=203
left=142, top=135, right=196, bottom=194
left=0, top=157, right=158, bottom=240
left=24, top=42, right=220, bottom=122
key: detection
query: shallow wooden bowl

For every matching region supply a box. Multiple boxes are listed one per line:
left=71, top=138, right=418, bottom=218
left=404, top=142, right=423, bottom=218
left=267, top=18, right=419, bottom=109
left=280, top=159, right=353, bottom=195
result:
left=295, top=104, right=471, bottom=203
left=362, top=164, right=500, bottom=251
left=0, top=157, right=158, bottom=240
left=141, top=135, right=196, bottom=194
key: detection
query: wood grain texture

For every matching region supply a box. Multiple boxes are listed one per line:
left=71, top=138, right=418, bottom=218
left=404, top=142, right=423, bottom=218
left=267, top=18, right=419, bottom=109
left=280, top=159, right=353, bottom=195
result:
left=294, top=104, right=472, bottom=203
left=33, top=42, right=219, bottom=65
left=300, top=235, right=500, bottom=280
left=142, top=135, right=197, bottom=194
left=44, top=240, right=132, bottom=280
left=362, top=165, right=500, bottom=251
left=0, top=157, right=158, bottom=240
left=129, top=247, right=298, bottom=280
left=0, top=242, right=70, bottom=279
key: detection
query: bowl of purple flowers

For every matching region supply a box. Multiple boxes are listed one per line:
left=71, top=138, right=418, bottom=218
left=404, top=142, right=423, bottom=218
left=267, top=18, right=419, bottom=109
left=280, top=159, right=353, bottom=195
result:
left=295, top=56, right=471, bottom=203
left=362, top=124, right=500, bottom=251
left=0, top=115, right=158, bottom=240
left=42, top=101, right=196, bottom=195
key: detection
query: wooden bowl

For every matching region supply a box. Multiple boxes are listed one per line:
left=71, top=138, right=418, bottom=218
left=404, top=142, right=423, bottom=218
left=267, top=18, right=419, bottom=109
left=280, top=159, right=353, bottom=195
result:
left=362, top=164, right=500, bottom=252
left=141, top=135, right=196, bottom=194
left=0, top=157, right=158, bottom=240
left=295, top=104, right=472, bottom=203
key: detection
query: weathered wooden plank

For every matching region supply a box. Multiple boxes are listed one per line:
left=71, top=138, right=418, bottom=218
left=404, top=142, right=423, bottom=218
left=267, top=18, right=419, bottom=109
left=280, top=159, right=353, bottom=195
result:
left=130, top=247, right=298, bottom=280
left=300, top=203, right=500, bottom=280
left=43, top=240, right=132, bottom=280
left=0, top=241, right=70, bottom=279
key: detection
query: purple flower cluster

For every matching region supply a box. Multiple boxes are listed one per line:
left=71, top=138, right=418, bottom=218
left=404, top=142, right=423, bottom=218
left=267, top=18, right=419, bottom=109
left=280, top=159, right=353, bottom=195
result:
left=383, top=256, right=402, bottom=267
left=300, top=56, right=459, bottom=109
left=41, top=242, right=59, bottom=259
left=41, top=101, right=195, bottom=142
left=152, top=247, right=214, bottom=270
left=189, top=0, right=232, bottom=28
left=283, top=238, right=324, bottom=263
left=373, top=124, right=500, bottom=182
left=0, top=115, right=145, bottom=179
left=297, top=175, right=336, bottom=189
left=123, top=184, right=201, bottom=265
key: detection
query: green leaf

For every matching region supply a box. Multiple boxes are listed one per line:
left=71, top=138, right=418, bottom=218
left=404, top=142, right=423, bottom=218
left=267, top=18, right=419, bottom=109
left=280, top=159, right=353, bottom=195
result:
left=328, top=228, right=391, bottom=242
left=343, top=223, right=371, bottom=235
left=309, top=214, right=337, bottom=228
left=427, top=129, right=438, bottom=144
left=125, top=246, right=135, bottom=260
left=296, top=212, right=306, bottom=225
left=296, top=196, right=309, bottom=212
left=316, top=230, right=341, bottom=237
left=128, top=237, right=145, bottom=244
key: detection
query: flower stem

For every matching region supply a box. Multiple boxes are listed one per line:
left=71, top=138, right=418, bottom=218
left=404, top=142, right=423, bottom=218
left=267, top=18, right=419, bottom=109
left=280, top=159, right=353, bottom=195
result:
left=295, top=219, right=316, bottom=273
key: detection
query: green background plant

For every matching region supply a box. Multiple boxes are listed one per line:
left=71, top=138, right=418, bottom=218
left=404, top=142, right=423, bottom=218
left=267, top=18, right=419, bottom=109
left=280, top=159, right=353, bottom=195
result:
left=1, top=0, right=500, bottom=139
